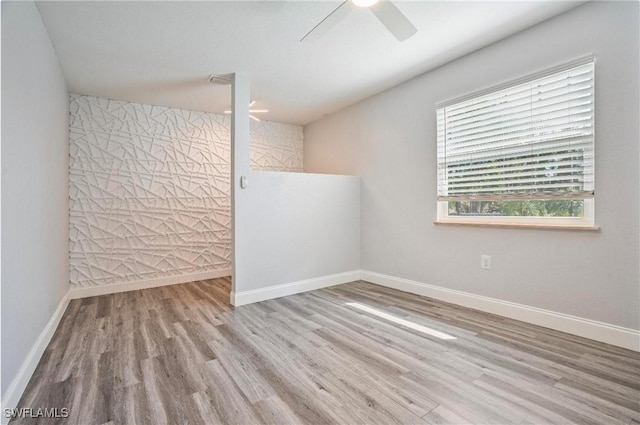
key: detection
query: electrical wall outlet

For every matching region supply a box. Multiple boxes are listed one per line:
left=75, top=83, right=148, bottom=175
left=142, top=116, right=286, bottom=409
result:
left=481, top=255, right=491, bottom=269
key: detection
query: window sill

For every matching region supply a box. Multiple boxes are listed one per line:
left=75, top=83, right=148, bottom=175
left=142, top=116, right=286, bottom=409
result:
left=433, top=221, right=600, bottom=231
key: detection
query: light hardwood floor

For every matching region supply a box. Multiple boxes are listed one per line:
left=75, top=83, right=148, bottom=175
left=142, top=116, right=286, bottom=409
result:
left=13, top=278, right=640, bottom=425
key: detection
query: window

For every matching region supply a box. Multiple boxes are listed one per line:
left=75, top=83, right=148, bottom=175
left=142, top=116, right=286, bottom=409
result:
left=436, top=60, right=595, bottom=228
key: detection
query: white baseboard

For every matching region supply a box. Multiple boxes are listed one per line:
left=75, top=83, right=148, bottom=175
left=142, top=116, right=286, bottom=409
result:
left=70, top=269, right=232, bottom=299
left=1, top=291, right=71, bottom=425
left=361, top=270, right=640, bottom=352
left=231, top=270, right=361, bottom=306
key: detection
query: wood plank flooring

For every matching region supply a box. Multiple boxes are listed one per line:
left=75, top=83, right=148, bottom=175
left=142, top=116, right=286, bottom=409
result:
left=13, top=278, right=640, bottom=425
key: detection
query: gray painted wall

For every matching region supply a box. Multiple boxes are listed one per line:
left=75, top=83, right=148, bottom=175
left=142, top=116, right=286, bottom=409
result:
left=304, top=1, right=639, bottom=330
left=1, top=2, right=70, bottom=395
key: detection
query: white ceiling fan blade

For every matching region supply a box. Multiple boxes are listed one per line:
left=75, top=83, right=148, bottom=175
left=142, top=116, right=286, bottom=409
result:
left=301, top=1, right=352, bottom=42
left=371, top=1, right=417, bottom=41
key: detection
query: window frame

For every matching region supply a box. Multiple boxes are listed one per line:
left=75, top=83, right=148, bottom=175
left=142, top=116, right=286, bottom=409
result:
left=436, top=199, right=594, bottom=227
left=435, top=57, right=596, bottom=229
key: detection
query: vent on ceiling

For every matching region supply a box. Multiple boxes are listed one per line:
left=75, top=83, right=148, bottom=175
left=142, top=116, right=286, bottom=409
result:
left=208, top=74, right=233, bottom=85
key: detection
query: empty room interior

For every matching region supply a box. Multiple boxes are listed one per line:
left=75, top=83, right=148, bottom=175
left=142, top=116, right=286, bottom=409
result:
left=2, top=0, right=639, bottom=424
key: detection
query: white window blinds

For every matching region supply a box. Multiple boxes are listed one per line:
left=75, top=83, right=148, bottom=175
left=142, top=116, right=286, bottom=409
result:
left=437, top=61, right=594, bottom=201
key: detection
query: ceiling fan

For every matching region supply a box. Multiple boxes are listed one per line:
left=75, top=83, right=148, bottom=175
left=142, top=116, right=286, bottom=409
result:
left=301, top=0, right=417, bottom=42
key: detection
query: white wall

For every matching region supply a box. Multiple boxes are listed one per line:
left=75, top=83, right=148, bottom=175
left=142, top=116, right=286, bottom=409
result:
left=304, top=1, right=639, bottom=330
left=69, top=95, right=303, bottom=288
left=1, top=1, right=70, bottom=396
left=231, top=75, right=360, bottom=299
left=234, top=172, right=360, bottom=293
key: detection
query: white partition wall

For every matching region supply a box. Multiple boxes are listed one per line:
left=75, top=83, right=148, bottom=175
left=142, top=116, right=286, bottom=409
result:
left=230, top=74, right=360, bottom=305
left=231, top=172, right=360, bottom=304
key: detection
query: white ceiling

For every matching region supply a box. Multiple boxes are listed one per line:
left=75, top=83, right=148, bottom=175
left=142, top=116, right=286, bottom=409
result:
left=36, top=1, right=583, bottom=125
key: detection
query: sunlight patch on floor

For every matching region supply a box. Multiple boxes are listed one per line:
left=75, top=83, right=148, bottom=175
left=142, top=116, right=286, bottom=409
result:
left=346, top=302, right=457, bottom=340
